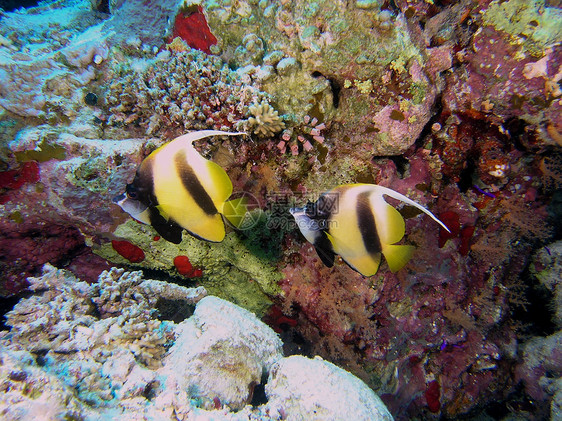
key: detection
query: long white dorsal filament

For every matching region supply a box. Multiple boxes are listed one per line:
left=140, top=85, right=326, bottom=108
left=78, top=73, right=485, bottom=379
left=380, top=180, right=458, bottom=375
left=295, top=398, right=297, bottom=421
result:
left=374, top=185, right=451, bottom=233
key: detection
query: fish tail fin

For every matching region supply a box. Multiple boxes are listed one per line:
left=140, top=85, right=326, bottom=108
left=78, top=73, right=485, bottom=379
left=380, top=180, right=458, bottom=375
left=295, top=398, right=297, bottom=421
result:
left=374, top=185, right=451, bottom=233
left=222, top=196, right=250, bottom=229
left=382, top=243, right=415, bottom=273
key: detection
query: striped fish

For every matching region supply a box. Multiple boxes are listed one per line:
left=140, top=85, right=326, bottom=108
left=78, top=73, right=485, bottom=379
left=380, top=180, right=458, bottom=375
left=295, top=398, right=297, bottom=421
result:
left=113, top=130, right=246, bottom=243
left=290, top=184, right=450, bottom=276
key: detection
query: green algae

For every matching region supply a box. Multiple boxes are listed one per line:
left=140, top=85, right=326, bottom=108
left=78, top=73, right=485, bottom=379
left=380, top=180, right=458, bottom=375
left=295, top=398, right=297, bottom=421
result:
left=262, top=69, right=335, bottom=123
left=14, top=139, right=66, bottom=163
left=95, top=219, right=282, bottom=317
left=9, top=211, right=23, bottom=224
left=481, top=0, right=562, bottom=56
left=408, top=82, right=428, bottom=105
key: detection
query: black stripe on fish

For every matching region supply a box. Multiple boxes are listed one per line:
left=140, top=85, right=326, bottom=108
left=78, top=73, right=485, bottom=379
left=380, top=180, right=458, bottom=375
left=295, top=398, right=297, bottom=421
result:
left=174, top=149, right=218, bottom=216
left=314, top=192, right=339, bottom=220
left=356, top=191, right=381, bottom=255
left=133, top=156, right=158, bottom=207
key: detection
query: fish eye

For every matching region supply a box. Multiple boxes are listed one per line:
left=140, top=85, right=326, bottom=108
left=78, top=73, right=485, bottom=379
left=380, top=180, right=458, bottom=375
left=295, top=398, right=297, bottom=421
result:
left=126, top=184, right=138, bottom=199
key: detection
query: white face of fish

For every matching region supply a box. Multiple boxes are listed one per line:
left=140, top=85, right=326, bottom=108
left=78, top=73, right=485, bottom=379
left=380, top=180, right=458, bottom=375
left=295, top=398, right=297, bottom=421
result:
left=290, top=207, right=322, bottom=245
left=112, top=192, right=150, bottom=224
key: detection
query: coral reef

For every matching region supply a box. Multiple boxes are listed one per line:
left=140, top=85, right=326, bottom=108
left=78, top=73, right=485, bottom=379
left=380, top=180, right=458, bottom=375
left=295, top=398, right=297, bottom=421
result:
left=201, top=0, right=446, bottom=155
left=442, top=0, right=562, bottom=148
left=106, top=49, right=266, bottom=136
left=0, top=265, right=392, bottom=420
left=0, top=0, right=561, bottom=419
left=95, top=219, right=282, bottom=316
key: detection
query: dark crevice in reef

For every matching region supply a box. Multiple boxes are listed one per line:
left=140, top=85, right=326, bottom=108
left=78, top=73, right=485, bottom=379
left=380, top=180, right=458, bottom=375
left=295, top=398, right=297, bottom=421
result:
left=456, top=157, right=477, bottom=193
left=547, top=189, right=562, bottom=240
left=0, top=0, right=39, bottom=12
left=249, top=374, right=268, bottom=407
left=155, top=298, right=195, bottom=324
left=0, top=295, right=20, bottom=331
left=311, top=71, right=341, bottom=109
left=511, top=264, right=557, bottom=339
left=458, top=383, right=546, bottom=421
left=95, top=0, right=110, bottom=14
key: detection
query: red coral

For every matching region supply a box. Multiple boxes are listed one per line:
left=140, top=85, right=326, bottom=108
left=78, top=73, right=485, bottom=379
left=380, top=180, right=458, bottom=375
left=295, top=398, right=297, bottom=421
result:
left=170, top=6, right=217, bottom=54
left=438, top=211, right=475, bottom=255
left=0, top=161, right=40, bottom=204
left=173, top=255, right=203, bottom=278
left=111, top=240, right=145, bottom=263
left=190, top=268, right=203, bottom=277
left=426, top=380, right=441, bottom=413
left=264, top=305, right=298, bottom=333
left=174, top=255, right=193, bottom=276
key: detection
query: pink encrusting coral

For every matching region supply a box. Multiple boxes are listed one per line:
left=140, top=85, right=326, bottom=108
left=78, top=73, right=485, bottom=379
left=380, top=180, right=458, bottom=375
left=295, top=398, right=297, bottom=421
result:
left=0, top=221, right=86, bottom=295
left=0, top=161, right=40, bottom=204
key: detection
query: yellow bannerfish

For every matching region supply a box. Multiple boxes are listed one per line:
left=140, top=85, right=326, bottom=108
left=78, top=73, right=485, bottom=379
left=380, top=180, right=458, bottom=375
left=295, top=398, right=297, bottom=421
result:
left=290, top=184, right=450, bottom=276
left=113, top=130, right=247, bottom=243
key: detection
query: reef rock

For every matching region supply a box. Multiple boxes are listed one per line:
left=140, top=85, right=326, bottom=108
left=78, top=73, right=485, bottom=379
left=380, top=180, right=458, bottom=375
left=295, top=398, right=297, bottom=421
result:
left=161, top=295, right=283, bottom=410
left=265, top=355, right=394, bottom=421
left=516, top=331, right=562, bottom=421
left=531, top=240, right=562, bottom=328
left=443, top=0, right=562, bottom=148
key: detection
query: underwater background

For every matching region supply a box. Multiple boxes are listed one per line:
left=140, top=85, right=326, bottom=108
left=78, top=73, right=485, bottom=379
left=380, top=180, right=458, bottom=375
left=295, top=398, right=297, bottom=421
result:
left=0, top=0, right=561, bottom=420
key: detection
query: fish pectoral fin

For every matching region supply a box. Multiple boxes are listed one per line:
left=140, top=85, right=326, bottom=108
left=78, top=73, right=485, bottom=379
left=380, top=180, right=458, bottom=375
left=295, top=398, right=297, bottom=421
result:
left=222, top=196, right=249, bottom=229
left=155, top=205, right=170, bottom=221
left=314, top=232, right=335, bottom=267
left=149, top=208, right=183, bottom=244
left=382, top=243, right=415, bottom=273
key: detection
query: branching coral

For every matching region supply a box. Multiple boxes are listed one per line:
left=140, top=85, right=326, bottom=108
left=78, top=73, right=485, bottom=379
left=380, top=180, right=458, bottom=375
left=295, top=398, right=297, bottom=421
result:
left=3, top=264, right=207, bottom=404
left=106, top=49, right=267, bottom=136
left=247, top=100, right=285, bottom=137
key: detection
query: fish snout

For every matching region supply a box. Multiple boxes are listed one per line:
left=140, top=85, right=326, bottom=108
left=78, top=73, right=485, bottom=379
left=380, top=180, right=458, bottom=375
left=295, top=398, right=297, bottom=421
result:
left=112, top=192, right=126, bottom=204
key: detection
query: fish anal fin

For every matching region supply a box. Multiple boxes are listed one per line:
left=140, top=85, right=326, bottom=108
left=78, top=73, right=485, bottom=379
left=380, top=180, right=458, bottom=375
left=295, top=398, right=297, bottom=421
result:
left=382, top=244, right=415, bottom=273
left=315, top=232, right=335, bottom=267
left=149, top=208, right=183, bottom=244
